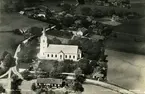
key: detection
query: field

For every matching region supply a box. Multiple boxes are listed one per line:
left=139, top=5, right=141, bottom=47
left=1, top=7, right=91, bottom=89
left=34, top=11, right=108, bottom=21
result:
left=106, top=49, right=145, bottom=93
left=0, top=11, right=49, bottom=56
left=0, top=32, right=24, bottom=56
left=0, top=13, right=48, bottom=31
left=105, top=2, right=145, bottom=54
left=0, top=1, right=145, bottom=93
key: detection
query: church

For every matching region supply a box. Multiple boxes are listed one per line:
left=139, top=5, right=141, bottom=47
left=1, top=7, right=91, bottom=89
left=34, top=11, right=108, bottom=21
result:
left=38, top=30, right=82, bottom=61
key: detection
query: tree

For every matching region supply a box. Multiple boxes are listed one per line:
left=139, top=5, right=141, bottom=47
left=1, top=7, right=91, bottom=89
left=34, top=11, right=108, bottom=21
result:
left=52, top=37, right=62, bottom=44
left=0, top=51, right=9, bottom=60
left=24, top=27, right=43, bottom=38
left=11, top=75, right=23, bottom=94
left=62, top=60, right=76, bottom=73
left=1, top=51, right=15, bottom=68
left=75, top=75, right=86, bottom=84
left=73, top=82, right=84, bottom=93
left=31, top=83, right=37, bottom=91
left=78, top=58, right=98, bottom=75
left=68, top=39, right=81, bottom=46
left=3, top=54, right=15, bottom=67
left=21, top=70, right=34, bottom=81
left=1, top=0, right=25, bottom=12
left=0, top=84, right=5, bottom=93
left=74, top=67, right=82, bottom=76
left=17, top=38, right=39, bottom=64
left=81, top=7, right=92, bottom=16
left=78, top=58, right=90, bottom=75
left=61, top=14, right=75, bottom=27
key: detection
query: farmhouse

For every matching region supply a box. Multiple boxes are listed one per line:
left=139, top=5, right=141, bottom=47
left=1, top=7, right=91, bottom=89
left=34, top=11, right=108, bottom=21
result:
left=37, top=78, right=63, bottom=88
left=38, top=30, right=82, bottom=61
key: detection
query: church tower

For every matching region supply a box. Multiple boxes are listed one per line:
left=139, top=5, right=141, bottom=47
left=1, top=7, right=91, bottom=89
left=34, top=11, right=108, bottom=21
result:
left=40, top=28, right=48, bottom=57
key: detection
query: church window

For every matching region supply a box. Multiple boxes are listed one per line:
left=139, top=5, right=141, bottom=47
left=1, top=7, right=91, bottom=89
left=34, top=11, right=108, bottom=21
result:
left=73, top=56, right=75, bottom=59
left=69, top=55, right=71, bottom=58
left=60, top=55, right=62, bottom=59
left=55, top=55, right=57, bottom=57
left=51, top=54, right=53, bottom=57
left=78, top=54, right=80, bottom=58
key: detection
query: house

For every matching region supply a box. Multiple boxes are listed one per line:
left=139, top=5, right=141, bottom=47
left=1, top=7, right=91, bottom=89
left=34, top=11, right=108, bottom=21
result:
left=37, top=78, right=63, bottom=88
left=92, top=71, right=103, bottom=80
left=69, top=27, right=87, bottom=36
left=38, top=30, right=82, bottom=61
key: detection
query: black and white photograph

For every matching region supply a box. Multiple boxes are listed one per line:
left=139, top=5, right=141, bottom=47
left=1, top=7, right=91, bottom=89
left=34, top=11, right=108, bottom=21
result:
left=0, top=0, right=145, bottom=94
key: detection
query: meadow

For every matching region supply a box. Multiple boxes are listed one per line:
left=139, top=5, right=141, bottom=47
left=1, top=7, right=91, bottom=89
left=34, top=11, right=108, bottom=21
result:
left=0, top=32, right=24, bottom=56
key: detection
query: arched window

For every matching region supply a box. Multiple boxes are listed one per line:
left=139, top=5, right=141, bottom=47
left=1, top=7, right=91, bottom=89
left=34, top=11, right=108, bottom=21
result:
left=60, top=55, right=62, bottom=58
left=65, top=55, right=67, bottom=58
left=78, top=54, right=80, bottom=58
left=47, top=54, right=49, bottom=57
left=73, top=56, right=75, bottom=59
left=69, top=55, right=71, bottom=58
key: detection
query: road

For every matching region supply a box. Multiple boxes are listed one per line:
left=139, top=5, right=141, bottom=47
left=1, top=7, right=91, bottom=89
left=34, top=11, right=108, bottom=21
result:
left=19, top=80, right=122, bottom=94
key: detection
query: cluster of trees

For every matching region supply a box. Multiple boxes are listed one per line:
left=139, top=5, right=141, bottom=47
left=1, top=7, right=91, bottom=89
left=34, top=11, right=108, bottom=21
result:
left=0, top=84, right=6, bottom=93
left=17, top=37, right=39, bottom=64
left=69, top=38, right=104, bottom=60
left=46, top=59, right=100, bottom=77
left=46, top=30, right=73, bottom=38
left=11, top=75, right=23, bottom=94
left=0, top=51, right=16, bottom=75
left=57, top=2, right=76, bottom=14
left=49, top=60, right=76, bottom=77
left=1, top=0, right=46, bottom=12
left=24, top=27, right=43, bottom=38
left=80, top=6, right=140, bottom=19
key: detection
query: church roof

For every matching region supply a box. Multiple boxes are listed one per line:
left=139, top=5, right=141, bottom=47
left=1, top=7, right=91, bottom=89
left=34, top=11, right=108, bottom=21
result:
left=45, top=44, right=79, bottom=54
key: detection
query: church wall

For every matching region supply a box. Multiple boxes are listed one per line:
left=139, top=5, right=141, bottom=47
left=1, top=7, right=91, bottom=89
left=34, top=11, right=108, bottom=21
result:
left=42, top=53, right=79, bottom=61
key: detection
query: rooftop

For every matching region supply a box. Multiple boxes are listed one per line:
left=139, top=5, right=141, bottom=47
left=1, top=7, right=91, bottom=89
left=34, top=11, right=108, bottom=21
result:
left=37, top=78, right=62, bottom=84
left=45, top=44, right=79, bottom=54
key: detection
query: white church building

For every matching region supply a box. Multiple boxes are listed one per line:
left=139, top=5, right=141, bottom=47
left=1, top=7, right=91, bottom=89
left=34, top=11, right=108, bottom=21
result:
left=38, top=30, right=82, bottom=61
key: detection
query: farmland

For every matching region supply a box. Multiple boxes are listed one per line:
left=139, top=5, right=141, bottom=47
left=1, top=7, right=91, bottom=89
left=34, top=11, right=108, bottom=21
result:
left=0, top=0, right=145, bottom=93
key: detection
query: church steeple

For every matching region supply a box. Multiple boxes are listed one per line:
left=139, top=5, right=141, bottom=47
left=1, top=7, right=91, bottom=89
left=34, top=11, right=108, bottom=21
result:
left=42, top=28, right=46, bottom=36
left=40, top=28, right=48, bottom=56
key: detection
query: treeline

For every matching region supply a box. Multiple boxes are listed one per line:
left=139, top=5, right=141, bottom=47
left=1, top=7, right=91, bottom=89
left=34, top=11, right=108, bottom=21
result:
left=0, top=0, right=47, bottom=12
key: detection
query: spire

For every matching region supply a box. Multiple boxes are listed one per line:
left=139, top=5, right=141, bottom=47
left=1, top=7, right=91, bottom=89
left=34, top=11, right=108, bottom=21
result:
left=42, top=28, right=46, bottom=36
